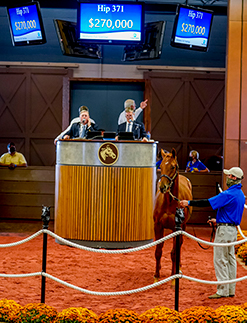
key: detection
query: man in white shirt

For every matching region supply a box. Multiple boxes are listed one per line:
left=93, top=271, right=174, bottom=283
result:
left=54, top=107, right=96, bottom=144
left=54, top=99, right=147, bottom=144
left=118, top=98, right=148, bottom=125
left=116, top=104, right=148, bottom=141
left=62, top=106, right=98, bottom=139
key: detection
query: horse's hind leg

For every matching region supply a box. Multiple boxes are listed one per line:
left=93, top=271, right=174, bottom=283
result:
left=154, top=225, right=164, bottom=281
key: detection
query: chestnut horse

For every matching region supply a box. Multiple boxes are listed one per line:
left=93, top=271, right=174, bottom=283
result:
left=153, top=148, right=192, bottom=281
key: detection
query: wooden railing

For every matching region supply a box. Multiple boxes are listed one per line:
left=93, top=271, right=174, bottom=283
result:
left=0, top=167, right=221, bottom=225
left=0, top=166, right=55, bottom=222
left=180, top=171, right=222, bottom=224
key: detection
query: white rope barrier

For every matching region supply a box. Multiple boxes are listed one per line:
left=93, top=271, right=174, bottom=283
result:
left=1, top=222, right=247, bottom=296
left=42, top=272, right=181, bottom=296
left=44, top=229, right=178, bottom=253
left=0, top=230, right=43, bottom=247
left=44, top=229, right=247, bottom=251
left=41, top=272, right=247, bottom=296
left=0, top=267, right=246, bottom=296
left=2, top=183, right=247, bottom=298
left=0, top=272, right=42, bottom=278
left=182, top=274, right=247, bottom=285
left=181, top=231, right=247, bottom=247
left=1, top=228, right=246, bottom=251
left=1, top=268, right=247, bottom=296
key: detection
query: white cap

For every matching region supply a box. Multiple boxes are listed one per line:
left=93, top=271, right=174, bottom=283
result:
left=223, top=167, right=244, bottom=179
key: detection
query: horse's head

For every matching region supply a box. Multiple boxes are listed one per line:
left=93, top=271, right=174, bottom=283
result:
left=159, top=148, right=179, bottom=194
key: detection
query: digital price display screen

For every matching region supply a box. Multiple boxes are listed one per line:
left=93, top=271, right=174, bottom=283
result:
left=77, top=1, right=144, bottom=45
left=171, top=5, right=213, bottom=52
left=7, top=1, right=46, bottom=46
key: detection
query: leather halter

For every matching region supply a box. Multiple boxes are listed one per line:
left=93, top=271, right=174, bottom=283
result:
left=160, top=163, right=178, bottom=186
left=159, top=163, right=180, bottom=201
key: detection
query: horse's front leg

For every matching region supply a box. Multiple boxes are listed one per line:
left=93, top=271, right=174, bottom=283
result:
left=154, top=224, right=164, bottom=282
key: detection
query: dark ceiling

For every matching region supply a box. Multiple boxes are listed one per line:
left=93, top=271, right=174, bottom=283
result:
left=0, top=0, right=228, bottom=17
left=1, top=0, right=228, bottom=9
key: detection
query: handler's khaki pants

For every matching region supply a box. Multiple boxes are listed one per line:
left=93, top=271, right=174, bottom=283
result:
left=214, top=226, right=237, bottom=297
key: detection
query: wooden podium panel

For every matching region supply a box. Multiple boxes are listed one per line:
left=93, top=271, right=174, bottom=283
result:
left=55, top=140, right=157, bottom=247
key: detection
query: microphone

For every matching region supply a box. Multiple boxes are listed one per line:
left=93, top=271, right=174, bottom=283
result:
left=134, top=123, right=140, bottom=140
left=134, top=123, right=140, bottom=132
left=82, top=118, right=86, bottom=125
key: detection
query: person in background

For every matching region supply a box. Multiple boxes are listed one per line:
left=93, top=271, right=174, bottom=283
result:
left=62, top=106, right=98, bottom=139
left=156, top=150, right=162, bottom=172
left=118, top=99, right=148, bottom=125
left=185, top=150, right=209, bottom=173
left=54, top=106, right=96, bottom=144
left=116, top=104, right=148, bottom=141
left=156, top=149, right=170, bottom=171
left=0, top=142, right=27, bottom=170
left=54, top=99, right=147, bottom=145
left=180, top=166, right=245, bottom=299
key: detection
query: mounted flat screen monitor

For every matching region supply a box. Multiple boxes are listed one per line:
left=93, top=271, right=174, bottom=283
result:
left=170, top=4, right=213, bottom=52
left=77, top=1, right=144, bottom=45
left=122, top=21, right=166, bottom=61
left=54, top=19, right=102, bottom=59
left=7, top=1, right=46, bottom=46
left=118, top=132, right=135, bottom=141
left=86, top=131, right=102, bottom=140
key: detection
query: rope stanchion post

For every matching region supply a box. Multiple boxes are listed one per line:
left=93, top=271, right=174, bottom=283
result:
left=174, top=207, right=185, bottom=312
left=41, top=206, right=50, bottom=303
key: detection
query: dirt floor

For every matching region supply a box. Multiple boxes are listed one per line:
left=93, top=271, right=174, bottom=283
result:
left=0, top=221, right=246, bottom=315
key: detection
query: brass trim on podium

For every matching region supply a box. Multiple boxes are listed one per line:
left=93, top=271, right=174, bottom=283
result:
left=55, top=140, right=157, bottom=248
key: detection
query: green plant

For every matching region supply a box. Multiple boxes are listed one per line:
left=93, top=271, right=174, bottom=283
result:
left=98, top=308, right=141, bottom=323
left=235, top=230, right=247, bottom=255
left=140, top=306, right=182, bottom=322
left=11, top=302, right=57, bottom=323
left=0, top=299, right=23, bottom=322
left=215, top=305, right=247, bottom=323
left=54, top=307, right=98, bottom=323
left=181, top=306, right=221, bottom=323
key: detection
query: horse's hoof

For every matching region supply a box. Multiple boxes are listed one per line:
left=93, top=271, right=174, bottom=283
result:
left=154, top=277, right=159, bottom=283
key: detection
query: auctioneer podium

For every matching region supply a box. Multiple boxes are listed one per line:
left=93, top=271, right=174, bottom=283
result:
left=55, top=139, right=157, bottom=248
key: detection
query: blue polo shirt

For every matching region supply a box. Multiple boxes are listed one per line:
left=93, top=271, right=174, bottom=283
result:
left=209, top=184, right=245, bottom=225
left=156, top=159, right=162, bottom=170
left=186, top=160, right=208, bottom=172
